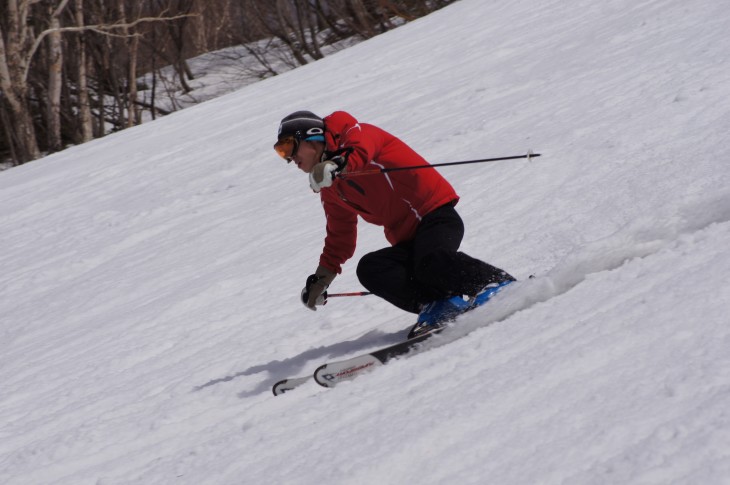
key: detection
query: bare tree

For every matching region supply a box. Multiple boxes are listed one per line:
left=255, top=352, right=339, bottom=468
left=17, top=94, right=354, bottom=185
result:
left=47, top=0, right=71, bottom=152
left=0, top=0, right=43, bottom=162
left=236, top=0, right=457, bottom=75
left=73, top=0, right=93, bottom=142
left=1, top=0, right=196, bottom=165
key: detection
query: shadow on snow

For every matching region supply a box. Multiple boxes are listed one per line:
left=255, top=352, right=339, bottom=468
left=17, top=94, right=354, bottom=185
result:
left=192, top=326, right=410, bottom=397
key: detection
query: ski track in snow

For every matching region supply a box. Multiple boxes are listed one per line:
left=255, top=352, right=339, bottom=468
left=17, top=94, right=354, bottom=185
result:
left=1, top=0, right=730, bottom=484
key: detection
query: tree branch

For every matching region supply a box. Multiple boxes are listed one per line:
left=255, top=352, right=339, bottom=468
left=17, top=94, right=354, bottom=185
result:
left=23, top=13, right=198, bottom=82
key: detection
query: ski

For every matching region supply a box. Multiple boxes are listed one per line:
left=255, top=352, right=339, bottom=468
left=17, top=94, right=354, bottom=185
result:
left=274, top=281, right=520, bottom=394
left=272, top=376, right=311, bottom=396
left=313, top=327, right=442, bottom=388
left=272, top=328, right=440, bottom=395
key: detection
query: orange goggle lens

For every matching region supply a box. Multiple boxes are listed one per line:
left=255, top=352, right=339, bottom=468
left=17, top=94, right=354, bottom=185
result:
left=274, top=136, right=296, bottom=161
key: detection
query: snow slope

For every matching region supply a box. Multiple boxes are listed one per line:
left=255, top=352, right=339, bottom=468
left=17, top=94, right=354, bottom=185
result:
left=2, top=0, right=730, bottom=483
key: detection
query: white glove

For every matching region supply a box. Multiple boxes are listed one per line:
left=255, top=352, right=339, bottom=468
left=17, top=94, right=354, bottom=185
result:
left=309, top=160, right=338, bottom=192
left=309, top=161, right=338, bottom=193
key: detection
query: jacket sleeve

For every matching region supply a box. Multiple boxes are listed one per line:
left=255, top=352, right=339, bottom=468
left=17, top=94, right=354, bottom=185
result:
left=319, top=193, right=358, bottom=274
left=340, top=124, right=384, bottom=173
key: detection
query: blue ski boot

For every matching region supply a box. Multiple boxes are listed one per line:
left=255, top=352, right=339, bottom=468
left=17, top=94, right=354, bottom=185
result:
left=408, top=295, right=471, bottom=339
left=469, top=280, right=515, bottom=308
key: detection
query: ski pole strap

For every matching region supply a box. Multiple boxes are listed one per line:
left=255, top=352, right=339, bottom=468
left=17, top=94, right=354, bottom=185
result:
left=339, top=152, right=540, bottom=178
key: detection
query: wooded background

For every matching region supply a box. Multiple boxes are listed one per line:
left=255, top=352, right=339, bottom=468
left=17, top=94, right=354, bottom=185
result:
left=0, top=0, right=454, bottom=167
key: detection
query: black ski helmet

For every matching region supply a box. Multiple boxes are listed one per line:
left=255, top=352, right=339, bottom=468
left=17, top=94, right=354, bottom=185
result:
left=277, top=111, right=325, bottom=142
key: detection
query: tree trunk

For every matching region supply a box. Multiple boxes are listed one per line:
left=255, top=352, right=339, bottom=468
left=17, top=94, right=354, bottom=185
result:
left=47, top=15, right=64, bottom=151
left=0, top=5, right=41, bottom=164
left=123, top=1, right=141, bottom=127
left=128, top=35, right=140, bottom=126
left=75, top=0, right=93, bottom=142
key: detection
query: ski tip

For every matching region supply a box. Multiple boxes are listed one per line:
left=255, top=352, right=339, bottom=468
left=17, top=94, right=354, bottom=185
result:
left=272, top=380, right=288, bottom=396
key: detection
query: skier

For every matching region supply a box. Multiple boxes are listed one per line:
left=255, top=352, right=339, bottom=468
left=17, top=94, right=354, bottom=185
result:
left=274, top=110, right=515, bottom=338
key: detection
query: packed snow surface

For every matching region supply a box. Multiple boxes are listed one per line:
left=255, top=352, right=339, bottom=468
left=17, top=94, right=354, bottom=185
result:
left=2, top=0, right=729, bottom=484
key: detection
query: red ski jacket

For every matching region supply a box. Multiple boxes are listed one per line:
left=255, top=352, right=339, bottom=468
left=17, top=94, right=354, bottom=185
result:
left=318, top=111, right=459, bottom=273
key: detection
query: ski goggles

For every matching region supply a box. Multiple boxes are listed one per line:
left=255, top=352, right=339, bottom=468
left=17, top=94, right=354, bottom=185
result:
left=274, top=134, right=326, bottom=162
left=274, top=135, right=298, bottom=162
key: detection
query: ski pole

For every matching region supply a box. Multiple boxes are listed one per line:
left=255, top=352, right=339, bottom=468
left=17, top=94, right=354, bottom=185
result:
left=327, top=291, right=372, bottom=298
left=339, top=151, right=540, bottom=178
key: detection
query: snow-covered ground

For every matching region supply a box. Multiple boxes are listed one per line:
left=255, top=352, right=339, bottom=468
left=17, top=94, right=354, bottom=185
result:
left=2, top=0, right=730, bottom=483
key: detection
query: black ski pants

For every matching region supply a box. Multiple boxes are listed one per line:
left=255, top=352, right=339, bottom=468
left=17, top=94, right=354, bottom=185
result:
left=356, top=203, right=514, bottom=314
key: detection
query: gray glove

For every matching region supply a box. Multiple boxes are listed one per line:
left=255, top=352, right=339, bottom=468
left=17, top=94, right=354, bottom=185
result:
left=309, top=156, right=347, bottom=193
left=301, top=265, right=337, bottom=311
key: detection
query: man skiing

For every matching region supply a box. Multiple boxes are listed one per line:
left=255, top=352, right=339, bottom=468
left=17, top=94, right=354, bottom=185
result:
left=274, top=110, right=515, bottom=338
